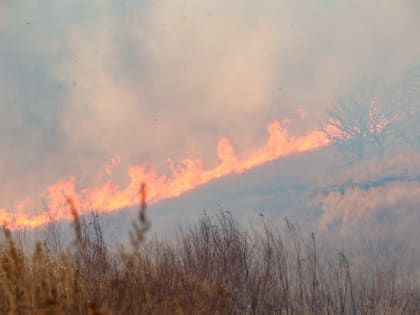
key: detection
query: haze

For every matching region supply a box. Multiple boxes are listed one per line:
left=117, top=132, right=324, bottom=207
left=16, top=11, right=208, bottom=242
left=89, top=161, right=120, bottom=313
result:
left=0, top=0, right=419, bottom=223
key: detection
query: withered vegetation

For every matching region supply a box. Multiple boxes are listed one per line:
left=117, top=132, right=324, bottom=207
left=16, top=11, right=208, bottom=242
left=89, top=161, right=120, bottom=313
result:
left=0, top=184, right=419, bottom=315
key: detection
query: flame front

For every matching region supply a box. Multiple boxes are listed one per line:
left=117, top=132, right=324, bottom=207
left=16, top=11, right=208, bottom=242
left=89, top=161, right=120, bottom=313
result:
left=0, top=120, right=330, bottom=230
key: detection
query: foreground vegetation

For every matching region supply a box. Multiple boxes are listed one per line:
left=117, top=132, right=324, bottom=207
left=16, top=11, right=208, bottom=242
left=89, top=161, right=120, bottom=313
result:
left=0, top=193, right=419, bottom=314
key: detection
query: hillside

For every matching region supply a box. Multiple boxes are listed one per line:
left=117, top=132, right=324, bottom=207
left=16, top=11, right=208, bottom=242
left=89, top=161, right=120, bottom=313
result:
left=25, top=146, right=420, bottom=247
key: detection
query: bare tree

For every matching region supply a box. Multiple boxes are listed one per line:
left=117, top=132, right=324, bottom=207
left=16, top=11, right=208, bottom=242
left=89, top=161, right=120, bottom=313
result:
left=322, top=82, right=400, bottom=162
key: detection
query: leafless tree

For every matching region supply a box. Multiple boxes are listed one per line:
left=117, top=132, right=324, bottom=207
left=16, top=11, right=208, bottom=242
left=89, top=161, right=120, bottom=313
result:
left=322, top=82, right=401, bottom=162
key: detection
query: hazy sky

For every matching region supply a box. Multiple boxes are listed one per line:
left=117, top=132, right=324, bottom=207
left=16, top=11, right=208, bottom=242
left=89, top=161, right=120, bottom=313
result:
left=0, top=0, right=419, bottom=205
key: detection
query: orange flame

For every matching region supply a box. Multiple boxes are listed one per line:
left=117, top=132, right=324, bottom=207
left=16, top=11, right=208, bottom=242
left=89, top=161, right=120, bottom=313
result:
left=0, top=120, right=329, bottom=230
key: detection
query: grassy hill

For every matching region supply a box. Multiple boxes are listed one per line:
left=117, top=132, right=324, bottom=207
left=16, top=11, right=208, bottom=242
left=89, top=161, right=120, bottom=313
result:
left=2, top=148, right=420, bottom=314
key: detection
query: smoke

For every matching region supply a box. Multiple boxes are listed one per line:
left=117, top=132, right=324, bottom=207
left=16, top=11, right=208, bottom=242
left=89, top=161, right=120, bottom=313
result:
left=0, top=0, right=419, bottom=207
left=315, top=153, right=420, bottom=233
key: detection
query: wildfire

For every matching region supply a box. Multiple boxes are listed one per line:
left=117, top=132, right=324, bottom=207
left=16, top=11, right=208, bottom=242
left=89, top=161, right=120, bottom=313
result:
left=0, top=120, right=330, bottom=230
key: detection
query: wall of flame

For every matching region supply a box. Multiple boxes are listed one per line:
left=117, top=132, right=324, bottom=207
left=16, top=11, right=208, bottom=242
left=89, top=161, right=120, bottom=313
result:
left=0, top=120, right=329, bottom=230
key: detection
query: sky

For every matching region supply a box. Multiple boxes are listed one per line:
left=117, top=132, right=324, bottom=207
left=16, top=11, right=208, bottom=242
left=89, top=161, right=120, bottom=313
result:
left=0, top=0, right=419, bottom=209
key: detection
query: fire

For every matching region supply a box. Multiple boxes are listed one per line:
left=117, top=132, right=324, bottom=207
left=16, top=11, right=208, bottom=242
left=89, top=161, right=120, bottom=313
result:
left=0, top=120, right=330, bottom=230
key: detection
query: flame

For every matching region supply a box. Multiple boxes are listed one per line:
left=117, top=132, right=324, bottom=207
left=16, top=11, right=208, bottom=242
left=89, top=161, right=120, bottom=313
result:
left=0, top=120, right=330, bottom=230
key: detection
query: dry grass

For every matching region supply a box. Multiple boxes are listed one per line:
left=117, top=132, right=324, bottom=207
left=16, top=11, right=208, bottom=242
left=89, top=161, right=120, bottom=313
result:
left=0, top=187, right=419, bottom=314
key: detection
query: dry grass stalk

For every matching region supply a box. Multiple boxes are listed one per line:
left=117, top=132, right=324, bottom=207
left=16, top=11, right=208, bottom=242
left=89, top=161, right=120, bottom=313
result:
left=0, top=186, right=419, bottom=314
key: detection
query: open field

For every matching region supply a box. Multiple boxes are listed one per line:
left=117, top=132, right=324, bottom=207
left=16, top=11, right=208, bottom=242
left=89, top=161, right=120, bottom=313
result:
left=1, top=2, right=419, bottom=314
left=1, top=202, right=420, bottom=315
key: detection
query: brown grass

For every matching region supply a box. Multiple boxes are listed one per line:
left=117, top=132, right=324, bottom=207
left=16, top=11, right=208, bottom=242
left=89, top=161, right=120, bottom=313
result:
left=0, top=187, right=419, bottom=314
